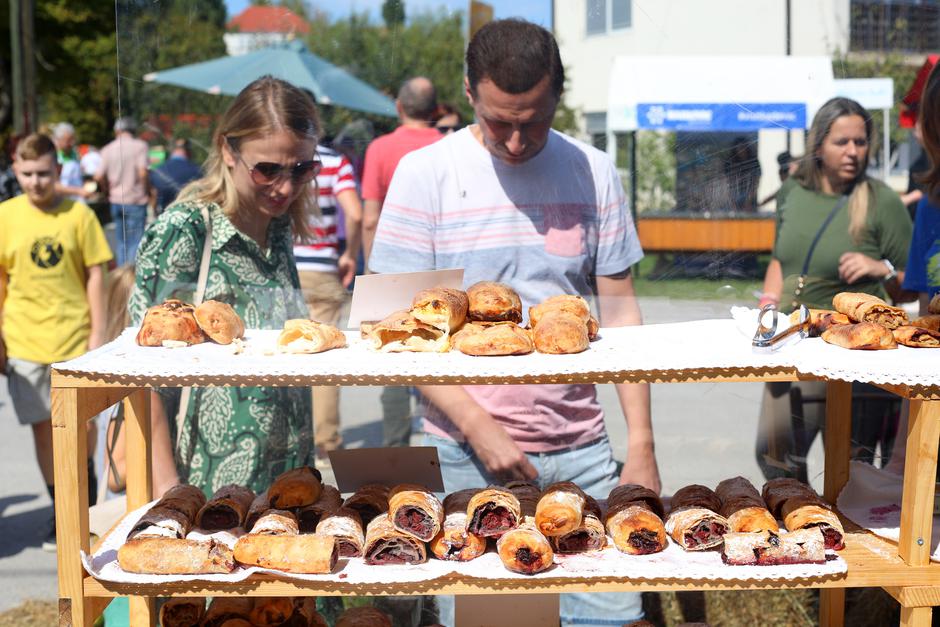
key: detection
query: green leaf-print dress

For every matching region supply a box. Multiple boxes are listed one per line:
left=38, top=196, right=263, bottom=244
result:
left=129, top=200, right=313, bottom=497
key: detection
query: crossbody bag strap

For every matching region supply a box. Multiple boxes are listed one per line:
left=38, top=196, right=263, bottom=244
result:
left=800, top=194, right=849, bottom=276
left=176, top=204, right=214, bottom=455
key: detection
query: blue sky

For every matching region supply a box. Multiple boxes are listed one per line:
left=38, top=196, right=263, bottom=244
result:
left=224, top=0, right=552, bottom=27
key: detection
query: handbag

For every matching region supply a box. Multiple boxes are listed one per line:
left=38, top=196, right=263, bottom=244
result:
left=175, top=205, right=214, bottom=458
left=790, top=194, right=849, bottom=310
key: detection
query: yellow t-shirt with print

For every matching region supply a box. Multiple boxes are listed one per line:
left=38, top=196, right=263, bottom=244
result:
left=0, top=195, right=113, bottom=363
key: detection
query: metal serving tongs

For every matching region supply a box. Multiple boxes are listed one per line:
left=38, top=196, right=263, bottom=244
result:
left=752, top=304, right=810, bottom=353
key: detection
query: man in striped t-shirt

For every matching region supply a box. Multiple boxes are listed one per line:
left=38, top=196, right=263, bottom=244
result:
left=369, top=19, right=658, bottom=627
left=294, top=144, right=362, bottom=466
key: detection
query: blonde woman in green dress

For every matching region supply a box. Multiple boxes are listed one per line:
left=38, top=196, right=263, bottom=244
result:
left=129, top=77, right=322, bottom=497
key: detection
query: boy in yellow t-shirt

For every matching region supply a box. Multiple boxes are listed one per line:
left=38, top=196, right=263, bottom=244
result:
left=0, top=133, right=112, bottom=551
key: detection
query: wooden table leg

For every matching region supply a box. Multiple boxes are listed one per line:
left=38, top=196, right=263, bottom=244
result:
left=819, top=380, right=852, bottom=627
left=898, top=399, right=940, bottom=566
left=900, top=607, right=933, bottom=627
left=52, top=388, right=92, bottom=627
left=124, top=389, right=155, bottom=626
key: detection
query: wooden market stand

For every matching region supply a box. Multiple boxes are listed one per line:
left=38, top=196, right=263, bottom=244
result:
left=50, top=361, right=940, bottom=626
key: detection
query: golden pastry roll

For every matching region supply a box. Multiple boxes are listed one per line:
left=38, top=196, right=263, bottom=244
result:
left=316, top=507, right=365, bottom=557
left=249, top=598, right=295, bottom=627
left=117, top=536, right=235, bottom=574
left=196, top=484, right=255, bottom=531
left=722, top=527, right=826, bottom=565
left=715, top=476, right=779, bottom=533
left=893, top=325, right=940, bottom=347
left=451, top=321, right=534, bottom=356
left=911, top=314, right=940, bottom=331
left=607, top=484, right=665, bottom=519
left=551, top=495, right=607, bottom=553
left=529, top=294, right=592, bottom=327
left=234, top=533, right=338, bottom=573
left=388, top=483, right=444, bottom=541
left=194, top=300, right=245, bottom=344
left=832, top=291, right=908, bottom=329
left=291, top=598, right=329, bottom=627
left=250, top=509, right=299, bottom=535
left=411, top=286, right=469, bottom=332
left=136, top=299, right=207, bottom=346
left=821, top=321, right=897, bottom=350
left=467, top=485, right=522, bottom=537
left=666, top=484, right=729, bottom=551
left=781, top=499, right=845, bottom=550
left=505, top=480, right=542, bottom=518
left=532, top=310, right=590, bottom=354
left=790, top=308, right=851, bottom=337
left=587, top=316, right=600, bottom=341
left=335, top=606, right=393, bottom=627
left=535, top=481, right=586, bottom=536
left=245, top=490, right=270, bottom=532
left=363, top=513, right=428, bottom=565
left=430, top=489, right=486, bottom=561
left=761, top=478, right=811, bottom=518
left=277, top=318, right=347, bottom=354
left=159, top=598, right=205, bottom=627
left=466, top=281, right=523, bottom=323
left=203, top=598, right=254, bottom=627
left=369, top=310, right=448, bottom=352
left=929, top=293, right=940, bottom=314
left=343, top=483, right=390, bottom=525
left=268, top=466, right=323, bottom=509
left=605, top=501, right=667, bottom=555
left=496, top=519, right=554, bottom=574
left=297, top=484, right=343, bottom=532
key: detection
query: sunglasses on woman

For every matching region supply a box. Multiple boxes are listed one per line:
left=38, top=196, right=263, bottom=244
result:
left=225, top=137, right=322, bottom=186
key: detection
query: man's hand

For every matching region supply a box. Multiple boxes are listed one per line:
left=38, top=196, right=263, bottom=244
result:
left=838, top=252, right=887, bottom=285
left=464, top=418, right=538, bottom=481
left=337, top=252, right=357, bottom=288
left=619, top=443, right=661, bottom=494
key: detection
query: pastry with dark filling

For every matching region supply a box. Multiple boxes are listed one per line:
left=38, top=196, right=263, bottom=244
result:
left=268, top=466, right=323, bottom=509
left=551, top=495, right=607, bottom=554
left=535, top=481, right=586, bottom=537
left=722, top=527, right=826, bottom=565
left=316, top=507, right=365, bottom=557
left=762, top=478, right=845, bottom=550
left=715, top=476, right=778, bottom=534
left=604, top=484, right=667, bottom=555
left=159, top=598, right=205, bottom=627
left=196, top=484, right=255, bottom=531
left=343, top=483, right=390, bottom=526
left=466, top=281, right=523, bottom=323
left=388, top=483, right=444, bottom=542
left=466, top=485, right=521, bottom=537
left=430, top=489, right=486, bottom=561
left=297, top=484, right=343, bottom=533
left=666, top=484, right=729, bottom=551
left=363, top=513, right=427, bottom=565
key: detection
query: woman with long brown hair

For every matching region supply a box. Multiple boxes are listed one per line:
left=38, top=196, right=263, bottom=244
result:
left=129, top=76, right=322, bottom=496
left=756, top=96, right=913, bottom=481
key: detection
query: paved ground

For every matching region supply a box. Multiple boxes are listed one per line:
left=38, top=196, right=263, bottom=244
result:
left=0, top=296, right=826, bottom=611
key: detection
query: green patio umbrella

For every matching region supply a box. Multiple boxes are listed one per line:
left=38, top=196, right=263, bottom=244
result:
left=143, top=40, right=397, bottom=117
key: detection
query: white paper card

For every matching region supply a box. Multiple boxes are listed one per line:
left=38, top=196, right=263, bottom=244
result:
left=346, top=268, right=464, bottom=328
left=329, top=446, right=445, bottom=493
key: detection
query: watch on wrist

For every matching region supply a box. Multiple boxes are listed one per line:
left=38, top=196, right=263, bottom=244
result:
left=881, top=259, right=898, bottom=283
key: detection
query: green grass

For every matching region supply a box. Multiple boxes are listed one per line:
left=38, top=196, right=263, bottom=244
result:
left=633, top=253, right=765, bottom=301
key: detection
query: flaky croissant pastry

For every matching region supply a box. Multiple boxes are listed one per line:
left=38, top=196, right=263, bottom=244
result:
left=496, top=519, right=554, bottom=574
left=370, top=310, right=448, bottom=352
left=911, top=314, right=940, bottom=331
left=604, top=484, right=667, bottom=555
left=535, top=481, right=586, bottom=536
left=893, top=325, right=940, bottom=347
left=410, top=286, right=469, bottom=333
left=821, top=321, right=897, bottom=350
left=277, top=319, right=347, bottom=353
left=790, top=308, right=851, bottom=337
left=466, top=281, right=523, bottom=323
left=451, top=321, right=534, bottom=356
left=430, top=489, right=486, bottom=561
left=715, top=476, right=779, bottom=534
left=194, top=300, right=245, bottom=344
left=136, top=299, right=206, bottom=346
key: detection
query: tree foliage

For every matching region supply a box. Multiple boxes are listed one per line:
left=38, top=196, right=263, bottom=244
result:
left=382, top=0, right=406, bottom=28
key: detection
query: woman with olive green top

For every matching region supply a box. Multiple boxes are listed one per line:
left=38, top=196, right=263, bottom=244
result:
left=771, top=175, right=911, bottom=313
left=757, top=97, right=912, bottom=483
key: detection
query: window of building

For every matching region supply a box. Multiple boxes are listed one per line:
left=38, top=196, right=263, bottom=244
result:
left=587, top=0, right=631, bottom=36
left=850, top=0, right=940, bottom=53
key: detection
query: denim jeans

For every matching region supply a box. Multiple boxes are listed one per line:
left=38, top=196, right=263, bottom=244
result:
left=426, top=433, right=644, bottom=627
left=110, top=203, right=147, bottom=266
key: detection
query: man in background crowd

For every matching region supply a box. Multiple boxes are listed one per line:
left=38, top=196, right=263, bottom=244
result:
left=95, top=117, right=150, bottom=266
left=53, top=122, right=87, bottom=201
left=361, top=76, right=443, bottom=449
left=149, top=138, right=201, bottom=214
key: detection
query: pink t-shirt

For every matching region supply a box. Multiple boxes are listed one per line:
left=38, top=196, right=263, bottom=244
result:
left=99, top=134, right=150, bottom=205
left=361, top=126, right=442, bottom=201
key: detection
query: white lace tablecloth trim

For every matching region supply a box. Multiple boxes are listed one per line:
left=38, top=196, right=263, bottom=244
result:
left=84, top=500, right=846, bottom=585
left=54, top=316, right=940, bottom=389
